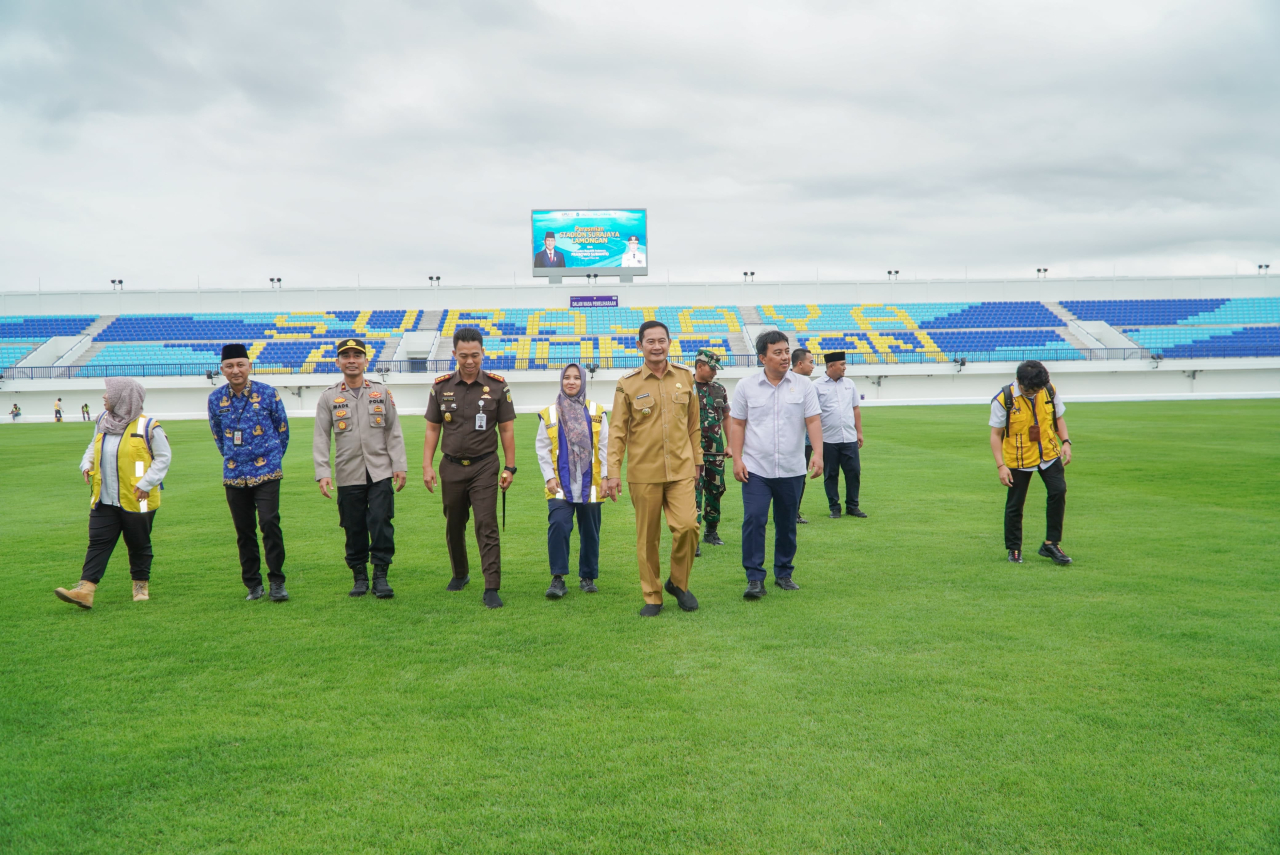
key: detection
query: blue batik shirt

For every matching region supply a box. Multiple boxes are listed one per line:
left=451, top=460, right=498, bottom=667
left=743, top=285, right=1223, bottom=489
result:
left=208, top=379, right=290, bottom=486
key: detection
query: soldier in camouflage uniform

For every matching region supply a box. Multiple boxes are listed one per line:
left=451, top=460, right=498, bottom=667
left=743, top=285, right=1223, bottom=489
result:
left=694, top=348, right=730, bottom=555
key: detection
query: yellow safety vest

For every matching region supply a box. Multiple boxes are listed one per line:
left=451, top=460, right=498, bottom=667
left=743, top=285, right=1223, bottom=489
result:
left=997, top=386, right=1061, bottom=469
left=90, top=415, right=162, bottom=513
left=540, top=400, right=604, bottom=502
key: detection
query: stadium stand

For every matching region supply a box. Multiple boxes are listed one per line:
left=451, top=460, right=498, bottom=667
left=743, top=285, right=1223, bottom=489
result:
left=0, top=343, right=39, bottom=369
left=0, top=315, right=97, bottom=340
left=2, top=300, right=1277, bottom=376
left=1065, top=299, right=1280, bottom=357
left=759, top=302, right=1064, bottom=331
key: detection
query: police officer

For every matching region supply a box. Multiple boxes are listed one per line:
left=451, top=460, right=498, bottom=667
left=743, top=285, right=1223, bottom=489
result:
left=694, top=348, right=730, bottom=556
left=602, top=320, right=702, bottom=616
left=422, top=327, right=517, bottom=609
left=314, top=339, right=408, bottom=599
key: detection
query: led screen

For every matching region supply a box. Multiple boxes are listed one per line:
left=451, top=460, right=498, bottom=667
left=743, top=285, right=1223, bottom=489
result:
left=531, top=209, right=647, bottom=274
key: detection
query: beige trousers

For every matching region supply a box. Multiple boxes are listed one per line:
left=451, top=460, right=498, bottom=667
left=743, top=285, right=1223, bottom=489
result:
left=628, top=478, right=699, bottom=604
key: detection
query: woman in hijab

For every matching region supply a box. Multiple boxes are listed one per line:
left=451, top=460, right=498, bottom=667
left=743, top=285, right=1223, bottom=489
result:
left=55, top=377, right=172, bottom=609
left=534, top=363, right=609, bottom=599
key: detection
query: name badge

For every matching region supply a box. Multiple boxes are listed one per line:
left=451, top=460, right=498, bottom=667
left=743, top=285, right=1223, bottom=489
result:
left=233, top=430, right=243, bottom=446
left=475, top=413, right=486, bottom=431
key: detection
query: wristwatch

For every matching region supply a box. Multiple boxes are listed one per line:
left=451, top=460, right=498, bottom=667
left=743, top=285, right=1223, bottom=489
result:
left=504, top=465, right=518, bottom=474
left=1061, top=439, right=1072, bottom=445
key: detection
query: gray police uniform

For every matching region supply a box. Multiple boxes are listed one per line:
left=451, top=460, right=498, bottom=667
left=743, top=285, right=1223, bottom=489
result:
left=313, top=377, right=408, bottom=574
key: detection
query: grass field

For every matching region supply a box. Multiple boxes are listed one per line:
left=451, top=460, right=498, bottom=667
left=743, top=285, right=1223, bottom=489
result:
left=1, top=399, right=1277, bottom=854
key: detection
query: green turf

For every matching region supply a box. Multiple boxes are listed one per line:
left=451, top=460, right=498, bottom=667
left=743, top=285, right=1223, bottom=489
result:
left=1, top=400, right=1277, bottom=854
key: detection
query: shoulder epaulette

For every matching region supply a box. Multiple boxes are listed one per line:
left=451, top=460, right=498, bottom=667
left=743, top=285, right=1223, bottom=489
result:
left=485, top=371, right=505, bottom=382
left=670, top=361, right=691, bottom=371
left=620, top=368, right=641, bottom=379
left=434, top=373, right=453, bottom=384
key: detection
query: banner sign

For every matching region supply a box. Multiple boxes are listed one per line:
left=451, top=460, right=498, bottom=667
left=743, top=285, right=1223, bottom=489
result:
left=569, top=295, right=619, bottom=308
left=532, top=209, right=647, bottom=275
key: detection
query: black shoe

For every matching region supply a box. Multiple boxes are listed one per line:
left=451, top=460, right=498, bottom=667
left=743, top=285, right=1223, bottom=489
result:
left=847, top=508, right=868, bottom=518
left=268, top=582, right=289, bottom=602
left=349, top=565, right=369, bottom=597
left=796, top=515, right=809, bottom=525
left=372, top=565, right=394, bottom=599
left=245, top=585, right=264, bottom=601
left=1038, top=543, right=1073, bottom=565
left=580, top=578, right=598, bottom=593
left=775, top=577, right=800, bottom=590
left=664, top=578, right=699, bottom=612
left=446, top=575, right=470, bottom=592
left=828, top=509, right=842, bottom=519
left=546, top=576, right=567, bottom=599
left=1008, top=549, right=1023, bottom=564
left=483, top=589, right=504, bottom=609
left=743, top=580, right=767, bottom=599
left=695, top=543, right=701, bottom=558
left=639, top=603, right=663, bottom=617
left=703, top=529, right=725, bottom=546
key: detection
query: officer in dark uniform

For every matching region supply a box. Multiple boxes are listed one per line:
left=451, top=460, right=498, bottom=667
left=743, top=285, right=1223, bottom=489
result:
left=422, top=327, right=518, bottom=608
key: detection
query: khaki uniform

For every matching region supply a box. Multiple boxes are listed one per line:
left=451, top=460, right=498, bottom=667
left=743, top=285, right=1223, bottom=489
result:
left=607, top=361, right=703, bottom=605
left=314, top=378, right=408, bottom=570
left=313, top=379, right=408, bottom=486
left=426, top=370, right=517, bottom=590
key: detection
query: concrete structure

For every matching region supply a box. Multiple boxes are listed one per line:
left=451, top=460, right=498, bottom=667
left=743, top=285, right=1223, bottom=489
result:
left=3, top=274, right=1276, bottom=422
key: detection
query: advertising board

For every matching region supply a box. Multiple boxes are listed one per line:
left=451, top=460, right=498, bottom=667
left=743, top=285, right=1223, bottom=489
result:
left=531, top=209, right=647, bottom=277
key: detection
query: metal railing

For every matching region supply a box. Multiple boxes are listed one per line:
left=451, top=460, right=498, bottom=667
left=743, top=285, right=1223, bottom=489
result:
left=4, top=346, right=1278, bottom=380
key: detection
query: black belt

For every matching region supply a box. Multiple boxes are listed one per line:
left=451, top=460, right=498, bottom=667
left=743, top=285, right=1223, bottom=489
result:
left=443, top=452, right=494, bottom=467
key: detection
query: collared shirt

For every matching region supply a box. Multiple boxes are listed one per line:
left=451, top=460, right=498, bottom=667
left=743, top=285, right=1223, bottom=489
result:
left=425, top=370, right=517, bottom=459
left=989, top=381, right=1066, bottom=471
left=208, top=380, right=289, bottom=487
left=80, top=426, right=172, bottom=506
left=314, top=377, right=408, bottom=487
left=608, top=360, right=703, bottom=483
left=730, top=369, right=821, bottom=479
left=812, top=374, right=861, bottom=444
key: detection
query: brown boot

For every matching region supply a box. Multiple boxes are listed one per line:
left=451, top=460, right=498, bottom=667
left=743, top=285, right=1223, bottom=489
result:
left=55, top=580, right=96, bottom=610
left=132, top=581, right=150, bottom=602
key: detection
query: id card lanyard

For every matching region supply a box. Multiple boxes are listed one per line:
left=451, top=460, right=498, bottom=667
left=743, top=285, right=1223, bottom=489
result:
left=231, top=384, right=252, bottom=446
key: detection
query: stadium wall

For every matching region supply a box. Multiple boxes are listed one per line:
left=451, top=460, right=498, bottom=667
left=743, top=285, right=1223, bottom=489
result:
left=1, top=273, right=1276, bottom=315
left=4, top=356, right=1277, bottom=423
left=3, top=275, right=1276, bottom=421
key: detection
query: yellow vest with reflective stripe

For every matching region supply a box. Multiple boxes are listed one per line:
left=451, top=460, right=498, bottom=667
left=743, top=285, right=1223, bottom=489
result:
left=999, top=388, right=1061, bottom=469
left=90, top=415, right=162, bottom=513
left=540, top=400, right=604, bottom=502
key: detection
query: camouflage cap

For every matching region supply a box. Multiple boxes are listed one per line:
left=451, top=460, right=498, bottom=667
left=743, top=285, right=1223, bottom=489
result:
left=694, top=348, right=721, bottom=367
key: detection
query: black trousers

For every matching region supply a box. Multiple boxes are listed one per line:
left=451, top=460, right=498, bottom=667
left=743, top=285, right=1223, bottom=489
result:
left=1005, top=459, right=1067, bottom=550
left=225, top=479, right=286, bottom=589
left=337, top=474, right=396, bottom=569
left=823, top=441, right=861, bottom=512
left=81, top=504, right=156, bottom=583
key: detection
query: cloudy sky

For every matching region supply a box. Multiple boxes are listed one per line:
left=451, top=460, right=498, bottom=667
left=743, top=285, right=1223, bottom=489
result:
left=1, top=0, right=1277, bottom=291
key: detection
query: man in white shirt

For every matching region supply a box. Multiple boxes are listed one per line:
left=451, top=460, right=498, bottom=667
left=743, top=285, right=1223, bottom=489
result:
left=727, top=331, right=824, bottom=599
left=812, top=351, right=866, bottom=519
left=619, top=236, right=646, bottom=267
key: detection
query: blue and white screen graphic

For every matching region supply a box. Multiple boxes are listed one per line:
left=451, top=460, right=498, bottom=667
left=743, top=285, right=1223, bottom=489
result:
left=531, top=209, right=647, bottom=272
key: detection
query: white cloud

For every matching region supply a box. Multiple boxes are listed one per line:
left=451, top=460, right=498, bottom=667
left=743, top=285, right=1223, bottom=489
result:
left=0, top=0, right=1276, bottom=291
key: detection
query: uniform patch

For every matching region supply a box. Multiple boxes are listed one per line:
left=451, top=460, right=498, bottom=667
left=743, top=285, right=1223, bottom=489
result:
left=374, top=416, right=384, bottom=425
left=373, top=405, right=384, bottom=413
left=434, top=373, right=453, bottom=384
left=335, top=409, right=348, bottom=417
left=444, top=413, right=452, bottom=422
left=334, top=397, right=346, bottom=404
left=370, top=391, right=382, bottom=399
left=220, top=397, right=230, bottom=406
left=337, top=420, right=348, bottom=430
